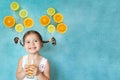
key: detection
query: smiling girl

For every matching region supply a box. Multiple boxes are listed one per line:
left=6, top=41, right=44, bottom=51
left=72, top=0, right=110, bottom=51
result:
left=16, top=30, right=50, bottom=80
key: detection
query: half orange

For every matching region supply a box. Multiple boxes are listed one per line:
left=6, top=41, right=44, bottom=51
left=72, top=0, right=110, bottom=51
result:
left=53, top=13, right=63, bottom=23
left=3, top=16, right=16, bottom=28
left=57, top=23, right=67, bottom=34
left=40, top=15, right=50, bottom=26
left=23, top=18, right=34, bottom=28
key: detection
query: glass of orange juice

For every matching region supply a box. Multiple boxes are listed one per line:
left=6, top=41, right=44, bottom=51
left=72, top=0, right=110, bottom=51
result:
left=26, top=60, right=34, bottom=79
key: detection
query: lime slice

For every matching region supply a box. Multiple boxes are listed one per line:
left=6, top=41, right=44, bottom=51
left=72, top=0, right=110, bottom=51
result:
left=40, top=15, right=50, bottom=26
left=23, top=18, right=34, bottom=28
left=47, top=8, right=55, bottom=16
left=3, top=16, right=16, bottom=28
left=10, top=2, right=19, bottom=11
left=15, top=24, right=24, bottom=32
left=53, top=13, right=64, bottom=23
left=47, top=25, right=55, bottom=33
left=19, top=9, right=28, bottom=18
left=57, top=23, right=67, bottom=34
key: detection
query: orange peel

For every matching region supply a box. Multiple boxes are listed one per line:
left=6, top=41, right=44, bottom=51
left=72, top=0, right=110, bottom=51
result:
left=19, top=9, right=28, bottom=18
left=53, top=13, right=63, bottom=23
left=57, top=23, right=67, bottom=34
left=10, top=2, right=19, bottom=11
left=15, top=24, right=24, bottom=32
left=40, top=15, right=50, bottom=26
left=47, top=25, right=55, bottom=33
left=3, top=16, right=16, bottom=28
left=23, top=18, right=34, bottom=28
left=47, top=8, right=55, bottom=16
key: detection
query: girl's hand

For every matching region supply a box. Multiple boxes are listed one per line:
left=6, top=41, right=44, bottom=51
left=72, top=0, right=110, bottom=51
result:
left=29, top=65, right=39, bottom=76
left=24, top=64, right=32, bottom=76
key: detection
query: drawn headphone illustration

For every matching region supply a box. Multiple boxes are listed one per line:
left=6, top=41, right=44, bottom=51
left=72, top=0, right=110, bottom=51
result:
left=14, top=37, right=56, bottom=46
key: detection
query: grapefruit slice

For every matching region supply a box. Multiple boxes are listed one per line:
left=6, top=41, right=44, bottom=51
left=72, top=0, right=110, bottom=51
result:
left=53, top=13, right=63, bottom=23
left=23, top=18, right=34, bottom=28
left=19, top=9, right=28, bottom=18
left=10, top=2, right=19, bottom=11
left=57, top=23, right=67, bottom=34
left=40, top=15, right=50, bottom=26
left=15, top=24, right=24, bottom=32
left=47, top=25, right=55, bottom=33
left=47, top=8, right=55, bottom=16
left=3, top=16, right=16, bottom=28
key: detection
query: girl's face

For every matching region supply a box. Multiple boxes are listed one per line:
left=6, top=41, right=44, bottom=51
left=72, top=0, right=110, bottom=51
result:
left=24, top=33, right=42, bottom=54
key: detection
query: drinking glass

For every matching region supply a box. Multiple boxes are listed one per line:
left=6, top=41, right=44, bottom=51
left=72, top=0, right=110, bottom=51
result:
left=27, top=59, right=34, bottom=79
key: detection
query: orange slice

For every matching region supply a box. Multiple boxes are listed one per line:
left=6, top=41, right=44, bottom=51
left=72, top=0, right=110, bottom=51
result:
left=23, top=18, right=34, bottom=28
left=10, top=2, right=19, bottom=11
left=40, top=15, right=50, bottom=26
left=47, top=8, right=55, bottom=16
left=47, top=25, right=55, bottom=33
left=57, top=23, right=67, bottom=34
left=3, top=16, right=16, bottom=28
left=19, top=9, right=28, bottom=18
left=53, top=13, right=63, bottom=23
left=15, top=24, right=24, bottom=32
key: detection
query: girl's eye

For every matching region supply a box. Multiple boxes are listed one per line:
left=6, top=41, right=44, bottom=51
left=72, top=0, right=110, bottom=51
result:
left=26, top=41, right=30, bottom=43
left=34, top=40, right=38, bottom=42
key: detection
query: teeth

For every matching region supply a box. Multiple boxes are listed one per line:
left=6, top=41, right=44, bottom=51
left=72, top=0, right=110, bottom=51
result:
left=29, top=47, right=36, bottom=49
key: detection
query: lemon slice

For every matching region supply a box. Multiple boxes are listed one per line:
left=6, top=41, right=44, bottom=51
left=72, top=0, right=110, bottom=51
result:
left=47, top=25, right=55, bottom=33
left=40, top=15, right=50, bottom=26
left=19, top=9, right=28, bottom=18
left=23, top=18, right=34, bottom=28
left=53, top=13, right=63, bottom=23
left=57, top=23, right=67, bottom=34
left=15, top=24, right=24, bottom=32
left=3, top=16, right=16, bottom=28
left=47, top=8, right=55, bottom=16
left=10, top=2, right=19, bottom=11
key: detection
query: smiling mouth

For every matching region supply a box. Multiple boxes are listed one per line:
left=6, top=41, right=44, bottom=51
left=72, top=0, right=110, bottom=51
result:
left=29, top=47, right=36, bottom=50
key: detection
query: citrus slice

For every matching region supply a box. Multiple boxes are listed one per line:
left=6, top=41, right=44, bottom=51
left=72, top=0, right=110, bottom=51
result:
left=47, top=8, right=55, bottom=16
left=53, top=13, right=63, bottom=23
left=57, top=23, right=67, bottom=34
left=10, top=2, right=19, bottom=11
left=19, top=9, right=28, bottom=18
left=47, top=25, right=55, bottom=33
left=23, top=18, right=34, bottom=28
left=15, top=24, right=24, bottom=32
left=3, top=16, right=16, bottom=28
left=40, top=15, right=50, bottom=26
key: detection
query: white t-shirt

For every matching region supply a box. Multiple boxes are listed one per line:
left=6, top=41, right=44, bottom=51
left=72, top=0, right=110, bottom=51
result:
left=22, top=55, right=47, bottom=80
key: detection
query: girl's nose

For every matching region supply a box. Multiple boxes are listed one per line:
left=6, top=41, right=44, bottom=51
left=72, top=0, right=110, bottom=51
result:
left=31, top=41, right=35, bottom=45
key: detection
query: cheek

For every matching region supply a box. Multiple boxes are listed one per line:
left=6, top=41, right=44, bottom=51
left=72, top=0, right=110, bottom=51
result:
left=24, top=44, right=29, bottom=49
